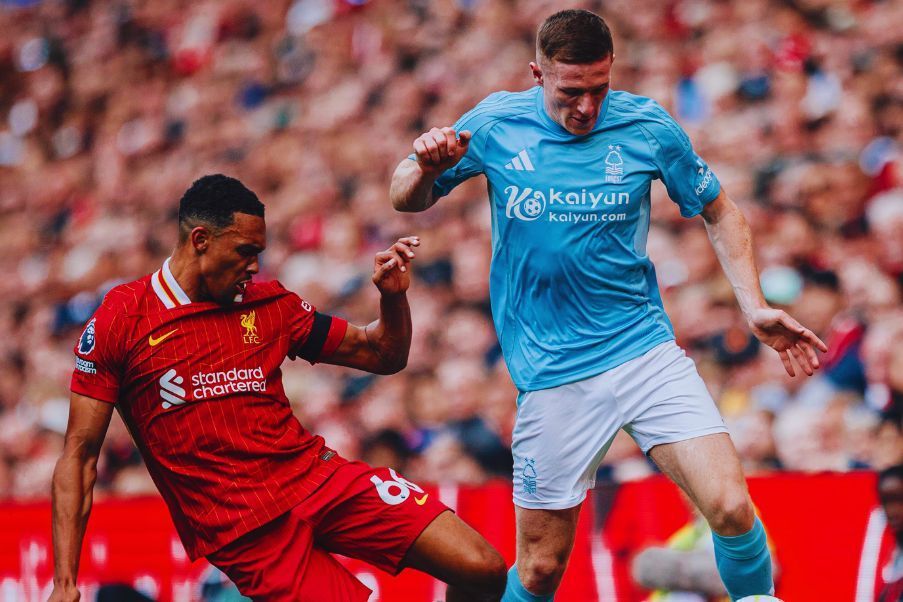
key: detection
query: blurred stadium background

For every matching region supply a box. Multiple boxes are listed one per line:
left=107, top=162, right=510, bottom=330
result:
left=0, top=0, right=901, bottom=600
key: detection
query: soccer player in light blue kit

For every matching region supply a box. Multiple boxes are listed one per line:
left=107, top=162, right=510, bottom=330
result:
left=391, top=9, right=826, bottom=602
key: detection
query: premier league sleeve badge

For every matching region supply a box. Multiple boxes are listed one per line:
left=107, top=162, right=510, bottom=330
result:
left=78, top=318, right=97, bottom=355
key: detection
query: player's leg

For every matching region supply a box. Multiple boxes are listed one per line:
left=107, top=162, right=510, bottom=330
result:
left=206, top=505, right=371, bottom=601
left=649, top=434, right=754, bottom=535
left=505, top=504, right=581, bottom=599
left=505, top=375, right=622, bottom=600
left=312, top=463, right=506, bottom=601
left=618, top=341, right=773, bottom=600
left=648, top=434, right=773, bottom=601
left=401, top=510, right=507, bottom=601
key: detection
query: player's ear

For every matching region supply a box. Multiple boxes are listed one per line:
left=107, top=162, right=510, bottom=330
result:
left=530, top=61, right=543, bottom=86
left=190, top=226, right=211, bottom=254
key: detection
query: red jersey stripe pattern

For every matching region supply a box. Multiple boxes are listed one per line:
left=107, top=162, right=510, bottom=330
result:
left=70, top=267, right=349, bottom=559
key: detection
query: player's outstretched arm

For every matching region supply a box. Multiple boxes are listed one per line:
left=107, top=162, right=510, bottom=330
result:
left=320, top=236, right=419, bottom=374
left=50, top=393, right=114, bottom=602
left=390, top=127, right=470, bottom=212
left=701, top=190, right=828, bottom=377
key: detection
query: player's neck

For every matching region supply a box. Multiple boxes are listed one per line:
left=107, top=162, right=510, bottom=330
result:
left=166, top=250, right=206, bottom=303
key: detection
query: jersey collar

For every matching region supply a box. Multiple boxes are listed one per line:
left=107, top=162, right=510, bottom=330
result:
left=534, top=85, right=612, bottom=137
left=151, top=258, right=192, bottom=309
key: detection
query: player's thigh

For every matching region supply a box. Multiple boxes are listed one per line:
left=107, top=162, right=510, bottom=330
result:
left=207, top=507, right=370, bottom=602
left=648, top=433, right=754, bottom=534
left=613, top=343, right=752, bottom=533
left=298, top=547, right=373, bottom=602
left=314, top=465, right=451, bottom=576
left=401, top=509, right=506, bottom=592
left=513, top=375, right=621, bottom=510
left=615, top=341, right=727, bottom=454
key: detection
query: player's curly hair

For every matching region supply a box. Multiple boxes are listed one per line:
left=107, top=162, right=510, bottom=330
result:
left=178, top=174, right=265, bottom=240
left=537, top=9, right=614, bottom=65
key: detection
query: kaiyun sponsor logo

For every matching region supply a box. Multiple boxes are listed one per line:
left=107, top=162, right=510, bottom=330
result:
left=504, top=185, right=631, bottom=223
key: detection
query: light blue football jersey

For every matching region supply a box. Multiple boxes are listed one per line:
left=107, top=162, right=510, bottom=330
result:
left=427, top=86, right=721, bottom=391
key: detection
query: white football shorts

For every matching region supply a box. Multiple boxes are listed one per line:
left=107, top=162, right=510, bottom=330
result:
left=512, top=340, right=727, bottom=509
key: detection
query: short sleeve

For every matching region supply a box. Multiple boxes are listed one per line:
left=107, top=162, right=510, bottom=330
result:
left=430, top=127, right=485, bottom=199
left=405, top=94, right=506, bottom=200
left=284, top=292, right=348, bottom=364
left=637, top=105, right=721, bottom=218
left=70, top=297, right=126, bottom=404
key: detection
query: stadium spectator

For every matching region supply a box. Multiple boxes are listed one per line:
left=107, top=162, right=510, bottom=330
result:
left=631, top=502, right=780, bottom=602
left=0, top=0, right=900, bottom=502
left=876, top=464, right=903, bottom=601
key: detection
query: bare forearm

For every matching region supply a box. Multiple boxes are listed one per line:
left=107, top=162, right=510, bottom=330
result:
left=51, top=454, right=96, bottom=587
left=704, top=203, right=767, bottom=318
left=390, top=159, right=438, bottom=212
left=364, top=292, right=412, bottom=374
left=701, top=192, right=828, bottom=376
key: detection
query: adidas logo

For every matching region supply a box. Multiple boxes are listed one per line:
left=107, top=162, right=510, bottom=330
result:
left=160, top=368, right=187, bottom=409
left=505, top=149, right=535, bottom=172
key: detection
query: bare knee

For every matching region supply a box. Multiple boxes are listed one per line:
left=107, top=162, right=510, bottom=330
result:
left=706, top=491, right=755, bottom=535
left=445, top=544, right=506, bottom=601
left=514, top=505, right=581, bottom=595
left=519, top=554, right=568, bottom=595
left=468, top=545, right=507, bottom=595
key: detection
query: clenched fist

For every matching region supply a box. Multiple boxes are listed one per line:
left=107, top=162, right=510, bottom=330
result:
left=412, top=127, right=471, bottom=175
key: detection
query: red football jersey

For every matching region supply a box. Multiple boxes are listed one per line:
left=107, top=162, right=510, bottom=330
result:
left=70, top=259, right=348, bottom=559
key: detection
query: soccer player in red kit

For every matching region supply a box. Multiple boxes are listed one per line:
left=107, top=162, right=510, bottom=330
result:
left=50, top=175, right=507, bottom=601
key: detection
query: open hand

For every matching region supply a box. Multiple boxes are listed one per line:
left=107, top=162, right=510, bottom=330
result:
left=372, top=236, right=419, bottom=295
left=747, top=307, right=829, bottom=377
left=412, top=127, right=471, bottom=175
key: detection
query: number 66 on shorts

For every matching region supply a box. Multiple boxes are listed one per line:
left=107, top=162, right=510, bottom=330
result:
left=371, top=468, right=425, bottom=506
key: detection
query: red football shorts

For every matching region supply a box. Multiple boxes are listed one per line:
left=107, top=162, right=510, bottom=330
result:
left=206, top=461, right=449, bottom=601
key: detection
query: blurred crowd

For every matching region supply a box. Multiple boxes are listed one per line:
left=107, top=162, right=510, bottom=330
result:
left=0, top=0, right=901, bottom=500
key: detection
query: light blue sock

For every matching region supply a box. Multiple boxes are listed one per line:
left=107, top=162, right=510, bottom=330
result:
left=711, top=517, right=775, bottom=601
left=502, top=565, right=554, bottom=602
